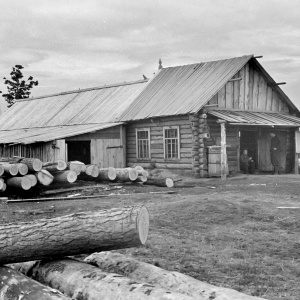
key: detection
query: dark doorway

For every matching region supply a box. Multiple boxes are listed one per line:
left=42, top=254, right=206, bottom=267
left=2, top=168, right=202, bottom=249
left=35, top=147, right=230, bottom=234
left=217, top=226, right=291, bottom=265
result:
left=67, top=141, right=91, bottom=164
left=240, top=130, right=258, bottom=168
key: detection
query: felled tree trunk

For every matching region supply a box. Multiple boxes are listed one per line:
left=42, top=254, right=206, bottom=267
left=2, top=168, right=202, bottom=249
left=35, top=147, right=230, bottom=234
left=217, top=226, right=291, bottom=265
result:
left=53, top=170, right=77, bottom=183
left=43, top=160, right=67, bottom=172
left=84, top=252, right=265, bottom=300
left=17, top=163, right=29, bottom=175
left=36, top=169, right=54, bottom=186
left=97, top=167, right=117, bottom=181
left=66, top=161, right=86, bottom=175
left=13, top=258, right=194, bottom=300
left=85, top=164, right=99, bottom=177
left=0, top=266, right=70, bottom=300
left=25, top=174, right=38, bottom=187
left=1, top=163, right=18, bottom=176
left=6, top=176, right=32, bottom=190
left=0, top=206, right=149, bottom=264
left=21, top=158, right=43, bottom=172
left=115, top=168, right=138, bottom=181
left=144, top=178, right=174, bottom=188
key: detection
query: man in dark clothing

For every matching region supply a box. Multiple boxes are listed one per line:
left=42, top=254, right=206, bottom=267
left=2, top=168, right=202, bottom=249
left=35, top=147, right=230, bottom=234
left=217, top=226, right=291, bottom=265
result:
left=240, top=149, right=255, bottom=174
left=270, top=133, right=281, bottom=174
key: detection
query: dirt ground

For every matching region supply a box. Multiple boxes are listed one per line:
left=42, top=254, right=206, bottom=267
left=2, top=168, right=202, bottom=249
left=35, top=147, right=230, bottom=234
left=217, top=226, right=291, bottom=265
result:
left=2, top=173, right=300, bottom=300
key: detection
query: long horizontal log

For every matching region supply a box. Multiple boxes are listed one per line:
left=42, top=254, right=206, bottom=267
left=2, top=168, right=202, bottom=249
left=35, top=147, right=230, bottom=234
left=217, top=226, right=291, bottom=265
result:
left=0, top=266, right=70, bottom=300
left=0, top=206, right=149, bottom=264
left=7, top=176, right=32, bottom=190
left=21, top=158, right=43, bottom=172
left=13, top=258, right=194, bottom=300
left=97, top=167, right=117, bottom=181
left=53, top=170, right=77, bottom=183
left=66, top=161, right=86, bottom=175
left=115, top=168, right=138, bottom=181
left=43, top=160, right=68, bottom=172
left=85, top=252, right=265, bottom=300
left=1, top=163, right=18, bottom=176
left=144, top=178, right=174, bottom=188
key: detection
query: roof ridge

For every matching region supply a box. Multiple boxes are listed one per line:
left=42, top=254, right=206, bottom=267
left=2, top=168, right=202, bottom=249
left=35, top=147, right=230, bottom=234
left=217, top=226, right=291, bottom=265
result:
left=15, top=79, right=148, bottom=102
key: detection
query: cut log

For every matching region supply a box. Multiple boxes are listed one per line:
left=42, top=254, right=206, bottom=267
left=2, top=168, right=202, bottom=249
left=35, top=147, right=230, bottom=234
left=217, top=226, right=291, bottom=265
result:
left=85, top=252, right=265, bottom=300
left=53, top=170, right=77, bottom=183
left=0, top=164, right=4, bottom=176
left=17, top=163, right=29, bottom=175
left=36, top=169, right=54, bottom=186
left=0, top=183, right=6, bottom=192
left=25, top=174, right=38, bottom=187
left=66, top=161, right=86, bottom=175
left=144, top=178, right=174, bottom=188
left=21, top=158, right=43, bottom=172
left=115, top=168, right=138, bottom=181
left=0, top=266, right=70, bottom=300
left=0, top=206, right=149, bottom=264
left=97, top=167, right=117, bottom=181
left=0, top=178, right=4, bottom=190
left=1, top=163, right=18, bottom=176
left=135, top=175, right=147, bottom=183
left=134, top=166, right=149, bottom=177
left=43, top=160, right=67, bottom=172
left=85, top=164, right=99, bottom=177
left=7, top=176, right=32, bottom=190
left=13, top=258, right=194, bottom=300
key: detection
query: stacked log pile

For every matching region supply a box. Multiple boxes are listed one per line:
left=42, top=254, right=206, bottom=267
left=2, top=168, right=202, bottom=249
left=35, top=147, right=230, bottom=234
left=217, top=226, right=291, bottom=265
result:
left=0, top=156, right=175, bottom=195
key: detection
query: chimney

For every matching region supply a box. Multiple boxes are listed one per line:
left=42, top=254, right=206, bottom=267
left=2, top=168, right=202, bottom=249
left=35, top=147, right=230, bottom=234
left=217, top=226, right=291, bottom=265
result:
left=158, top=58, right=163, bottom=70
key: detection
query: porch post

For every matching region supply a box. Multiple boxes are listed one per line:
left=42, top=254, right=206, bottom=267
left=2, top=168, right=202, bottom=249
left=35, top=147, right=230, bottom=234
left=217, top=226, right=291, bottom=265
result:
left=295, top=129, right=300, bottom=174
left=217, top=119, right=227, bottom=180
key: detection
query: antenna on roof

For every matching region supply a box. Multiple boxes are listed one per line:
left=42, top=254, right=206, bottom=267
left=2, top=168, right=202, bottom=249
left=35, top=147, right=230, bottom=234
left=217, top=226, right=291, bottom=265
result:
left=158, top=58, right=163, bottom=70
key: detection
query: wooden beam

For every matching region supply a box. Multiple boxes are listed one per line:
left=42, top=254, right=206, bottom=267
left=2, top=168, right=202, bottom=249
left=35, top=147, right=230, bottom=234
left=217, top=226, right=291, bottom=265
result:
left=254, top=55, right=263, bottom=58
left=217, top=120, right=227, bottom=180
left=267, top=82, right=286, bottom=86
left=228, top=77, right=242, bottom=82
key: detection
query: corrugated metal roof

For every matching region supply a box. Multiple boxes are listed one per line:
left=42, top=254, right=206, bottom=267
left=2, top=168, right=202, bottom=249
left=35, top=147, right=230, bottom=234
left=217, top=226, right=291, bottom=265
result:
left=0, top=123, right=122, bottom=144
left=119, top=55, right=254, bottom=121
left=208, top=110, right=300, bottom=126
left=0, top=80, right=147, bottom=130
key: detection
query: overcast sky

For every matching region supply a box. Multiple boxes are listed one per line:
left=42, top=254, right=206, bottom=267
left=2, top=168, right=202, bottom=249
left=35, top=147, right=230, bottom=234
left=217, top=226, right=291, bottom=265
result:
left=0, top=0, right=299, bottom=113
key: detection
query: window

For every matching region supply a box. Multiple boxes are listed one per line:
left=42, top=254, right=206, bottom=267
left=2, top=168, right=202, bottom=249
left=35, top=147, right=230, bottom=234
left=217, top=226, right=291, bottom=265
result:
left=136, top=128, right=150, bottom=159
left=164, top=126, right=180, bottom=159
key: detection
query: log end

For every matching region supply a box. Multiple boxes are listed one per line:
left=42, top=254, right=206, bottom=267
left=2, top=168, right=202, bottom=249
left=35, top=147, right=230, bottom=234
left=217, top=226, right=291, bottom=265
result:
left=10, top=164, right=19, bottom=176
left=138, top=206, right=150, bottom=245
left=166, top=178, right=174, bottom=188
left=22, top=177, right=32, bottom=190
left=0, top=165, right=4, bottom=176
left=32, top=159, right=43, bottom=172
left=57, top=159, right=67, bottom=171
left=129, top=169, right=138, bottom=181
left=107, top=167, right=117, bottom=181
left=18, top=163, right=29, bottom=176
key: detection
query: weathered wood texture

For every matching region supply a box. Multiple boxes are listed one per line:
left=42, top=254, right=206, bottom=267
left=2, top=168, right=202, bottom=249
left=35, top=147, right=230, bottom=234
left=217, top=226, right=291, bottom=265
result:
left=126, top=115, right=193, bottom=169
left=0, top=206, right=149, bottom=264
left=206, top=61, right=290, bottom=112
left=206, top=118, right=239, bottom=172
left=84, top=252, right=265, bottom=300
left=0, top=266, right=70, bottom=300
left=13, top=258, right=194, bottom=300
left=0, top=140, right=66, bottom=163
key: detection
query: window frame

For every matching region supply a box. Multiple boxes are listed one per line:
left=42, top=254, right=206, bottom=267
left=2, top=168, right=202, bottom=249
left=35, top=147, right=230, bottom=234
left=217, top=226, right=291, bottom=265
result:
left=136, top=128, right=151, bottom=159
left=163, top=126, right=180, bottom=160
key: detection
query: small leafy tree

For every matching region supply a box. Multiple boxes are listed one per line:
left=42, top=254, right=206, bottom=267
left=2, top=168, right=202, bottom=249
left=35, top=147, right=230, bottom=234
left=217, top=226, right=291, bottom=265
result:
left=0, top=65, right=38, bottom=107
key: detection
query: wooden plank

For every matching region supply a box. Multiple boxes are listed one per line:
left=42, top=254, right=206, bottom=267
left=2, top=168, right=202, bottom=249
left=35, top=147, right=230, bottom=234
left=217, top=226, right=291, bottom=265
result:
left=252, top=70, right=259, bottom=110
left=258, top=74, right=267, bottom=110
left=248, top=64, right=254, bottom=110
left=266, top=86, right=273, bottom=111
left=218, top=86, right=226, bottom=108
left=244, top=63, right=250, bottom=110
left=225, top=81, right=234, bottom=108
left=238, top=69, right=245, bottom=109
left=233, top=73, right=240, bottom=109
left=271, top=90, right=280, bottom=111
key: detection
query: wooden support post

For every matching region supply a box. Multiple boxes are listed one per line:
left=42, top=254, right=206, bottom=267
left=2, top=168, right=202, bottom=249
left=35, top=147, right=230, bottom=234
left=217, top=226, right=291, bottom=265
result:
left=294, top=130, right=300, bottom=174
left=217, top=120, right=227, bottom=180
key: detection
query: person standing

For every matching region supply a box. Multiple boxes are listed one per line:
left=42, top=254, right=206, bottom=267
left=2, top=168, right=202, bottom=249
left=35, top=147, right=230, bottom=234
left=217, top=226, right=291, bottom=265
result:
left=270, top=133, right=281, bottom=174
left=240, top=149, right=255, bottom=174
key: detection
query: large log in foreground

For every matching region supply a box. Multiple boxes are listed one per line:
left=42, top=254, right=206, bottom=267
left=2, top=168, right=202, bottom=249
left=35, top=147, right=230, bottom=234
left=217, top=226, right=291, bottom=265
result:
left=0, top=266, right=70, bottom=300
left=7, top=176, right=32, bottom=190
left=85, top=252, right=265, bottom=300
left=53, top=170, right=77, bottom=183
left=144, top=178, right=174, bottom=188
left=0, top=206, right=149, bottom=264
left=36, top=169, right=54, bottom=186
left=21, top=158, right=43, bottom=172
left=97, top=167, right=117, bottom=181
left=13, top=258, right=194, bottom=300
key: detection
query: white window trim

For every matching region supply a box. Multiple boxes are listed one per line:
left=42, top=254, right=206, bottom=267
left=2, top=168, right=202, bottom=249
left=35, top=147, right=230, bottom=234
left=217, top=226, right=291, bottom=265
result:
left=136, top=128, right=151, bottom=159
left=163, top=126, right=180, bottom=160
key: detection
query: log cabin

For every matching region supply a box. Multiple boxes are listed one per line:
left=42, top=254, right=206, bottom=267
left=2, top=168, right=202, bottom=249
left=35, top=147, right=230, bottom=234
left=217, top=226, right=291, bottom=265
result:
left=0, top=54, right=299, bottom=177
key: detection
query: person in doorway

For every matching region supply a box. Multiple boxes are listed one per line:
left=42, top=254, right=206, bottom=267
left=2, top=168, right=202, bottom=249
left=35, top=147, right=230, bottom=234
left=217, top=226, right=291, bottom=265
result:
left=240, top=149, right=255, bottom=174
left=270, top=132, right=281, bottom=174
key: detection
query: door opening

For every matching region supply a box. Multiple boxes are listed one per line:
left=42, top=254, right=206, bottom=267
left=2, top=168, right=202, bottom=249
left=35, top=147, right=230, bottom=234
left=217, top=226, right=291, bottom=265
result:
left=66, top=141, right=91, bottom=164
left=239, top=130, right=258, bottom=169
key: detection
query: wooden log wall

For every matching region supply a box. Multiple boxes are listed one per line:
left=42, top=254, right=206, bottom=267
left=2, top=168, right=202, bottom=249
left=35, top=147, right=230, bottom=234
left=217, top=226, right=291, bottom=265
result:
left=207, top=61, right=290, bottom=112
left=0, top=140, right=66, bottom=163
left=206, top=118, right=239, bottom=172
left=126, top=115, right=193, bottom=170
